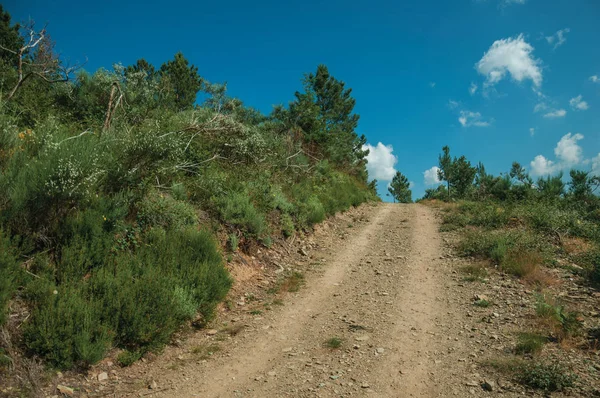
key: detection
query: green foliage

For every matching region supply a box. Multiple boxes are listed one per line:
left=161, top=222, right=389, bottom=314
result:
left=436, top=146, right=476, bottom=200
left=23, top=285, right=111, bottom=369
left=137, top=192, right=198, bottom=230
left=535, top=294, right=581, bottom=339
left=217, top=191, right=266, bottom=236
left=21, top=226, right=231, bottom=369
left=0, top=229, right=18, bottom=325
left=0, top=20, right=377, bottom=372
left=515, top=332, right=546, bottom=355
left=117, top=350, right=142, bottom=367
left=388, top=171, right=412, bottom=203
left=518, top=362, right=577, bottom=391
left=159, top=52, right=203, bottom=111
left=228, top=233, right=239, bottom=252
left=324, top=337, right=343, bottom=349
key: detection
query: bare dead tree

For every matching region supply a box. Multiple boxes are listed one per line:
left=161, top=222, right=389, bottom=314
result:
left=0, top=21, right=83, bottom=101
left=102, top=82, right=125, bottom=133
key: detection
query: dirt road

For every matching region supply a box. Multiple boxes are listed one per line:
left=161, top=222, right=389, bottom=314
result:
left=113, top=203, right=472, bottom=397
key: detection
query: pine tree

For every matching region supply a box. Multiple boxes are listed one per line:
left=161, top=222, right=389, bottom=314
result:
left=159, top=52, right=203, bottom=111
left=388, top=171, right=412, bottom=203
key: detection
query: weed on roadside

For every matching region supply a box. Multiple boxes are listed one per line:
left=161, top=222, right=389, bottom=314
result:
left=191, top=343, right=221, bottom=360
left=535, top=294, right=581, bottom=340
left=515, top=332, right=547, bottom=355
left=460, top=264, right=488, bottom=282
left=324, top=337, right=343, bottom=349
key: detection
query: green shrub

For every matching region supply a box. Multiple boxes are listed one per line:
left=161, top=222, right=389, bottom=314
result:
left=217, top=191, right=266, bottom=236
left=23, top=285, right=111, bottom=369
left=324, top=337, right=342, bottom=349
left=0, top=229, right=18, bottom=326
left=23, top=227, right=231, bottom=368
left=518, top=361, right=576, bottom=391
left=137, top=192, right=198, bottom=230
left=228, top=233, right=239, bottom=252
left=117, top=350, right=142, bottom=367
left=171, top=182, right=187, bottom=201
left=535, top=294, right=581, bottom=339
left=299, top=195, right=325, bottom=226
left=280, top=213, right=295, bottom=237
left=515, top=332, right=547, bottom=354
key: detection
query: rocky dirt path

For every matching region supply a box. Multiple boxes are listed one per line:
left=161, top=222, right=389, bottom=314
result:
left=114, top=203, right=473, bottom=398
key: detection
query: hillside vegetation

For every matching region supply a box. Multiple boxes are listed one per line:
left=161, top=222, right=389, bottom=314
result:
left=420, top=146, right=600, bottom=393
left=0, top=7, right=377, bottom=372
left=421, top=145, right=599, bottom=286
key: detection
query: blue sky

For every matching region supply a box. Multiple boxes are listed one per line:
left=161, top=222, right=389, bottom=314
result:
left=5, top=0, right=600, bottom=200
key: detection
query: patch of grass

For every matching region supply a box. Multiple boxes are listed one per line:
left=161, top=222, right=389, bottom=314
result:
left=485, top=358, right=577, bottom=392
left=324, top=337, right=343, bottom=349
left=501, top=249, right=541, bottom=278
left=272, top=299, right=284, bottom=306
left=518, top=361, right=577, bottom=392
left=191, top=343, right=220, bottom=359
left=270, top=271, right=305, bottom=295
left=474, top=299, right=491, bottom=307
left=460, top=264, right=488, bottom=282
left=281, top=271, right=304, bottom=293
left=515, top=332, right=547, bottom=355
left=535, top=294, right=581, bottom=340
left=117, top=350, right=142, bottom=367
left=249, top=310, right=262, bottom=315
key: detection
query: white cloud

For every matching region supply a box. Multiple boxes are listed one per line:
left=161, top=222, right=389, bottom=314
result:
left=543, top=109, right=566, bottom=118
left=529, top=127, right=535, bottom=136
left=590, top=75, right=600, bottom=83
left=469, top=82, right=478, bottom=95
left=530, top=155, right=556, bottom=176
left=458, top=110, right=491, bottom=127
left=529, top=132, right=585, bottom=176
left=545, top=28, right=570, bottom=50
left=423, top=166, right=442, bottom=185
left=363, top=142, right=398, bottom=181
left=476, top=34, right=542, bottom=88
left=448, top=99, right=460, bottom=109
left=554, top=132, right=584, bottom=165
left=409, top=181, right=415, bottom=189
left=533, top=103, right=547, bottom=113
left=429, top=82, right=436, bottom=88
left=569, top=95, right=589, bottom=111
left=592, top=153, right=600, bottom=176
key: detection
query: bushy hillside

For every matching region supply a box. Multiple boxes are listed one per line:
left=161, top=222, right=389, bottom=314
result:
left=0, top=7, right=378, bottom=370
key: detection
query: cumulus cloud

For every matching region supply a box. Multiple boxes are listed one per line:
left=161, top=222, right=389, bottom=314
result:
left=530, top=155, right=556, bottom=176
left=363, top=142, right=398, bottom=181
left=423, top=166, right=442, bottom=186
left=569, top=95, right=589, bottom=111
left=529, top=133, right=585, bottom=176
left=476, top=34, right=542, bottom=88
left=543, top=109, right=566, bottom=118
left=545, top=28, right=570, bottom=50
left=458, top=110, right=491, bottom=127
left=554, top=133, right=584, bottom=165
left=591, top=75, right=600, bottom=83
left=469, top=82, right=478, bottom=95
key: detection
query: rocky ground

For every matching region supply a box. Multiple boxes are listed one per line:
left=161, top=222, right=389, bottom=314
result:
left=5, top=203, right=599, bottom=397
